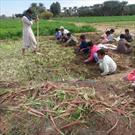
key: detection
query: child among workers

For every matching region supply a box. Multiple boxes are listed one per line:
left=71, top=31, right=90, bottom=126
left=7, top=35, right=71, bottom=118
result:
left=55, top=28, right=62, bottom=41
left=59, top=26, right=70, bottom=43
left=64, top=33, right=78, bottom=46
left=117, top=34, right=133, bottom=54
left=101, top=31, right=111, bottom=43
left=76, top=34, right=90, bottom=54
left=101, top=29, right=115, bottom=44
left=97, top=29, right=116, bottom=50
left=84, top=41, right=100, bottom=63
left=109, top=29, right=115, bottom=42
left=124, top=29, right=133, bottom=42
left=97, top=49, right=117, bottom=76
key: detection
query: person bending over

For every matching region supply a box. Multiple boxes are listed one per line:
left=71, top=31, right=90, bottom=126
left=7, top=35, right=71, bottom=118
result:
left=101, top=30, right=114, bottom=44
left=124, top=29, right=133, bottom=42
left=84, top=41, right=99, bottom=63
left=60, top=26, right=70, bottom=43
left=77, top=34, right=89, bottom=54
left=109, top=29, right=115, bottom=42
left=117, top=34, right=133, bottom=54
left=97, top=49, right=117, bottom=76
left=64, top=33, right=78, bottom=46
left=55, top=28, right=62, bottom=41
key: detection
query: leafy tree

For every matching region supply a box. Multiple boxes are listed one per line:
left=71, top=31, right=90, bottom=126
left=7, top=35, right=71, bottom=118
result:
left=15, top=14, right=23, bottom=18
left=77, top=1, right=134, bottom=16
left=50, top=2, right=61, bottom=16
left=73, top=6, right=78, bottom=15
left=40, top=11, right=53, bottom=19
left=127, top=4, right=135, bottom=15
left=78, top=6, right=93, bottom=16
left=62, top=7, right=69, bottom=16
left=29, top=3, right=46, bottom=16
left=63, top=7, right=67, bottom=13
left=21, top=1, right=135, bottom=18
left=101, top=1, right=129, bottom=16
left=0, top=14, right=6, bottom=19
left=120, top=1, right=128, bottom=15
left=92, top=4, right=103, bottom=16
left=102, top=1, right=120, bottom=16
left=39, top=3, right=44, bottom=7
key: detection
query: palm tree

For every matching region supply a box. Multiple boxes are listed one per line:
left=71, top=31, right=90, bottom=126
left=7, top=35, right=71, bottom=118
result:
left=39, top=3, right=43, bottom=7
left=120, top=1, right=128, bottom=15
left=63, top=7, right=67, bottom=13
left=69, top=7, right=73, bottom=16
left=73, top=6, right=77, bottom=13
left=31, top=3, right=37, bottom=8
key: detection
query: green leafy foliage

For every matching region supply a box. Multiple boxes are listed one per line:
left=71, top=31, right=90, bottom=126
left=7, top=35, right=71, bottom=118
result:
left=53, top=15, right=135, bottom=23
left=40, top=11, right=53, bottom=19
left=0, top=19, right=96, bottom=39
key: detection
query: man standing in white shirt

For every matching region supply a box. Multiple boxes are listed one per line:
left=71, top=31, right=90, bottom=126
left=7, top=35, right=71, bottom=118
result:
left=97, top=49, right=117, bottom=76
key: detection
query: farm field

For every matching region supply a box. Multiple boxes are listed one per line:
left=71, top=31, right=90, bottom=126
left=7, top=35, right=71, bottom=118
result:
left=54, top=16, right=135, bottom=34
left=0, top=16, right=135, bottom=135
left=0, top=19, right=96, bottom=40
left=0, top=15, right=135, bottom=40
left=53, top=15, right=135, bottom=23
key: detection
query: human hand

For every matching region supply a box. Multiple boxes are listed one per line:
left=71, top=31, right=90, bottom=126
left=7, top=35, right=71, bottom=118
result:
left=37, top=17, right=39, bottom=21
left=35, top=17, right=39, bottom=22
left=101, top=73, right=105, bottom=76
left=84, top=59, right=90, bottom=63
left=80, top=49, right=84, bottom=52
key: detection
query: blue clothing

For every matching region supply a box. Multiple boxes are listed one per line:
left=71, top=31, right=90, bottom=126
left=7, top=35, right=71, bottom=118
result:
left=79, top=41, right=89, bottom=54
left=93, top=53, right=99, bottom=63
left=80, top=41, right=88, bottom=49
left=55, top=31, right=62, bottom=40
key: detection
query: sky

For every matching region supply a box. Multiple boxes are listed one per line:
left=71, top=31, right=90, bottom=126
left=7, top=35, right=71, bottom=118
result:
left=0, top=0, right=135, bottom=16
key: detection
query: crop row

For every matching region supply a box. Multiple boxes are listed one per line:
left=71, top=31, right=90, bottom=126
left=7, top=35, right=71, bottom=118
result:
left=0, top=19, right=96, bottom=39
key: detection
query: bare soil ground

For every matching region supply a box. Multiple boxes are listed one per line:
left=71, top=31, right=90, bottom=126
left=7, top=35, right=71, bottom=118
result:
left=0, top=24, right=135, bottom=135
left=0, top=58, right=134, bottom=135
left=0, top=73, right=135, bottom=135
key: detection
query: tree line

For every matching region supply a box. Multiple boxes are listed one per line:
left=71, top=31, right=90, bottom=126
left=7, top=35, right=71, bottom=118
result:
left=76, top=1, right=135, bottom=16
left=13, top=0, right=135, bottom=19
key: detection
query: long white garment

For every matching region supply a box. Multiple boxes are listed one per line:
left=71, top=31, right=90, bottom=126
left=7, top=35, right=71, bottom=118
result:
left=63, top=29, right=69, bottom=35
left=108, top=34, right=114, bottom=41
left=97, top=43, right=117, bottom=50
left=22, top=16, right=37, bottom=49
left=99, top=55, right=117, bottom=76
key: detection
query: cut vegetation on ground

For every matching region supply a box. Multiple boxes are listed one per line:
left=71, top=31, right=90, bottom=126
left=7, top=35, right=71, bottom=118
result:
left=0, top=17, right=135, bottom=135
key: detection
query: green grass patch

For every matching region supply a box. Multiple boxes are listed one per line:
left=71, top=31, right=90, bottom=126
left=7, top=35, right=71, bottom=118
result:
left=0, top=88, right=11, bottom=95
left=53, top=15, right=135, bottom=23
left=0, top=39, right=98, bottom=84
left=0, top=19, right=96, bottom=40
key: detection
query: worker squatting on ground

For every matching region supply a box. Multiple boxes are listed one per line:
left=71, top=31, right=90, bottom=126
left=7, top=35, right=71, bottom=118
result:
left=22, top=9, right=38, bottom=55
left=97, top=49, right=117, bottom=76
